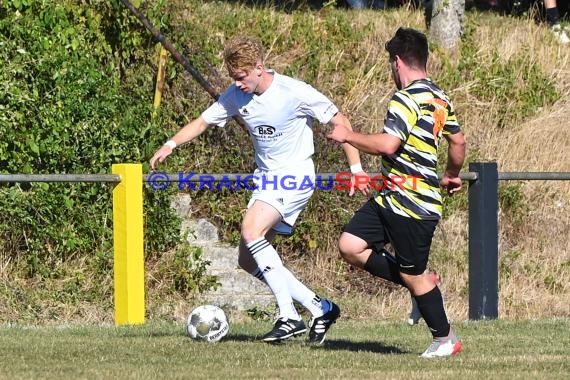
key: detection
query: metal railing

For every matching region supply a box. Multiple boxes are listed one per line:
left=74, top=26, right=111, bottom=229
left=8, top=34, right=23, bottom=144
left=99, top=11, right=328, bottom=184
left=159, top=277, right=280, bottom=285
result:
left=0, top=174, right=121, bottom=183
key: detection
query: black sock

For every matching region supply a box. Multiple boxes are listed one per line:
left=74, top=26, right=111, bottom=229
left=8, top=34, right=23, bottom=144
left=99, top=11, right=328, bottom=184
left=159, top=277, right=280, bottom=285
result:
left=414, top=286, right=450, bottom=338
left=363, top=249, right=404, bottom=286
left=546, top=7, right=560, bottom=27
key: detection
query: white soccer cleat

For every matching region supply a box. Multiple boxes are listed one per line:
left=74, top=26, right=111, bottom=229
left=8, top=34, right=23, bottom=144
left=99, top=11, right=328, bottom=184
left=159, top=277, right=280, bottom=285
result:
left=421, top=332, right=462, bottom=358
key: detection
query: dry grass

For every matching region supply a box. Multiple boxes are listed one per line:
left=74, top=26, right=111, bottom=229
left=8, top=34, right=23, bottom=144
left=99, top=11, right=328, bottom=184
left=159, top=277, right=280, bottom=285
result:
left=456, top=13, right=570, bottom=319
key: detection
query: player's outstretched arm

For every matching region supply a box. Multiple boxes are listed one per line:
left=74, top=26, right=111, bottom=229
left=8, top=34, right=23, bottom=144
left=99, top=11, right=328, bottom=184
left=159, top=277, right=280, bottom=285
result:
left=328, top=112, right=371, bottom=197
left=327, top=121, right=400, bottom=157
left=150, top=116, right=210, bottom=170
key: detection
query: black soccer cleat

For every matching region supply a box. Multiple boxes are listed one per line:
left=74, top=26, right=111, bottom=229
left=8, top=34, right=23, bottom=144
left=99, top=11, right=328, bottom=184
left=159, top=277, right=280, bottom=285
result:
left=308, top=301, right=341, bottom=346
left=261, top=317, right=307, bottom=342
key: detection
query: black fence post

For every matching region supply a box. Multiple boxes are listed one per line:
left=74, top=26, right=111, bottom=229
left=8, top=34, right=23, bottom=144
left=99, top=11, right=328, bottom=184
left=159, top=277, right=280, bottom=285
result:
left=468, top=162, right=499, bottom=320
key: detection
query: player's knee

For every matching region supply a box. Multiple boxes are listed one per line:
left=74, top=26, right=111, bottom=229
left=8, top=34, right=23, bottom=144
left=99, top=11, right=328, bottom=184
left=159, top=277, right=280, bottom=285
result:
left=338, top=236, right=357, bottom=261
left=337, top=233, right=369, bottom=268
left=241, top=220, right=271, bottom=243
left=240, top=228, right=261, bottom=244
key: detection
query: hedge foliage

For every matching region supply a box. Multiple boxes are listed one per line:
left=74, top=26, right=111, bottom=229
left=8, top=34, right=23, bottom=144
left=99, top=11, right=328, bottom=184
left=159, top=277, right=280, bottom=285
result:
left=0, top=0, right=188, bottom=278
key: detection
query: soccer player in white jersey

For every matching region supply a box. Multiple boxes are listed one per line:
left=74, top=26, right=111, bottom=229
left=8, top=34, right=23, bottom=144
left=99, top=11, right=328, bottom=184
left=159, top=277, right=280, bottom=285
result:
left=150, top=35, right=370, bottom=344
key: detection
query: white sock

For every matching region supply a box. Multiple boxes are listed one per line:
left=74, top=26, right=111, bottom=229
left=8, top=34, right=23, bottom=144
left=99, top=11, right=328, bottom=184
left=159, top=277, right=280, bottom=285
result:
left=281, top=267, right=329, bottom=317
left=252, top=266, right=329, bottom=318
left=247, top=238, right=300, bottom=320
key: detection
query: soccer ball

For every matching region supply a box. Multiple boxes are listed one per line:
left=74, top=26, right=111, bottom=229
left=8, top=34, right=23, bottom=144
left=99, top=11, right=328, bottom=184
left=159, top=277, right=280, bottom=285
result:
left=186, top=304, right=229, bottom=342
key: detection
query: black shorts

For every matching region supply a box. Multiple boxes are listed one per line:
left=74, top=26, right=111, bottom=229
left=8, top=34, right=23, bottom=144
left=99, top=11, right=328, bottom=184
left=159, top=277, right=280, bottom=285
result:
left=343, top=198, right=438, bottom=275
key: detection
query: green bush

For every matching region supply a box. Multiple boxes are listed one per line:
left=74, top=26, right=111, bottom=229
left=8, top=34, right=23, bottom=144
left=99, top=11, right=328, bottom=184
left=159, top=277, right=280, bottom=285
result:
left=0, top=1, right=203, bottom=294
left=442, top=23, right=559, bottom=129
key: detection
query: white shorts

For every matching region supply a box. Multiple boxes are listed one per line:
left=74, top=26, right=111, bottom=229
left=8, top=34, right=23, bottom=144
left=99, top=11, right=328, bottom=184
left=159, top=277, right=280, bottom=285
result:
left=247, top=159, right=315, bottom=235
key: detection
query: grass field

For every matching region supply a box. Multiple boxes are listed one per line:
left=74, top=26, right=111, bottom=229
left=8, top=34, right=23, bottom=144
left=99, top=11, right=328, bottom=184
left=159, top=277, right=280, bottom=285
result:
left=1, top=319, right=569, bottom=379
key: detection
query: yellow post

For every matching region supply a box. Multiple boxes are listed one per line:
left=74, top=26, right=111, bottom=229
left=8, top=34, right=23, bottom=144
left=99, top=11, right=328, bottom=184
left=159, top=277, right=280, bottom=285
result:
left=112, top=163, right=145, bottom=325
left=152, top=46, right=168, bottom=118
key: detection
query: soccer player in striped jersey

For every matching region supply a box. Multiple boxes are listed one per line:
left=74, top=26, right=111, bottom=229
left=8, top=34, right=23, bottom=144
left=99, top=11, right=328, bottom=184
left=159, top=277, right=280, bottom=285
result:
left=327, top=27, right=466, bottom=358
left=150, top=36, right=370, bottom=345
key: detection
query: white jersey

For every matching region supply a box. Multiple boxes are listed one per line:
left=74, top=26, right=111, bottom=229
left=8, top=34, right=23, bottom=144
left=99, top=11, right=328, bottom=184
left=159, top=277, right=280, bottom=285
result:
left=201, top=71, right=338, bottom=172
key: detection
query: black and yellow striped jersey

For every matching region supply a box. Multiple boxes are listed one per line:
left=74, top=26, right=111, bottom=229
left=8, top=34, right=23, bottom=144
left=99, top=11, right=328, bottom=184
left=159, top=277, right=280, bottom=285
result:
left=375, top=78, right=461, bottom=220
